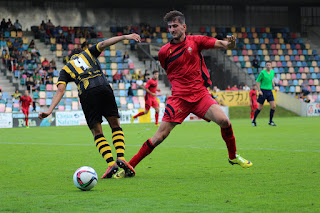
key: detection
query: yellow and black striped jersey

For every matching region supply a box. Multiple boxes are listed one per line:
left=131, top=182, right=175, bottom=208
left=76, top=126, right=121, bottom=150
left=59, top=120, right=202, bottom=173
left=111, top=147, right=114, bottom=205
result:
left=57, top=43, right=107, bottom=95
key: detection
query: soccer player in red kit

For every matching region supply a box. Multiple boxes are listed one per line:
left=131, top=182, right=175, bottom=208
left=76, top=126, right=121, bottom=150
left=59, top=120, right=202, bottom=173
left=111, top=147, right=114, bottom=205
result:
left=249, top=84, right=258, bottom=121
left=116, top=11, right=252, bottom=178
left=131, top=70, right=160, bottom=125
left=19, top=90, right=33, bottom=128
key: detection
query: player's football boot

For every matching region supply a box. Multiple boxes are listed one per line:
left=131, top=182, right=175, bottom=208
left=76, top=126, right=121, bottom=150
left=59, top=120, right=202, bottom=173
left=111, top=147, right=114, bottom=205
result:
left=26, top=126, right=29, bottom=128
left=155, top=123, right=160, bottom=127
left=251, top=120, right=257, bottom=127
left=229, top=154, right=253, bottom=168
left=116, top=159, right=135, bottom=177
left=131, top=116, right=135, bottom=124
left=268, top=121, right=277, bottom=126
left=101, top=163, right=119, bottom=179
left=114, top=170, right=126, bottom=179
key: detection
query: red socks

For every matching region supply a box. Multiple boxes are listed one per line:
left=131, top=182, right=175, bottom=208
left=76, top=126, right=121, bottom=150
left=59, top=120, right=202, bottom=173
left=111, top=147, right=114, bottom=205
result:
left=129, top=139, right=155, bottom=168
left=221, top=124, right=237, bottom=160
left=250, top=110, right=255, bottom=120
left=155, top=112, right=159, bottom=124
left=25, top=118, right=28, bottom=126
left=133, top=112, right=144, bottom=119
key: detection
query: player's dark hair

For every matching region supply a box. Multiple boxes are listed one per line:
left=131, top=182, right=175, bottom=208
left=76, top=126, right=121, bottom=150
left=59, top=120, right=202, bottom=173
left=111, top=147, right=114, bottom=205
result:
left=153, top=70, right=159, bottom=74
left=265, top=61, right=272, bottom=64
left=69, top=48, right=83, bottom=60
left=164, top=10, right=185, bottom=24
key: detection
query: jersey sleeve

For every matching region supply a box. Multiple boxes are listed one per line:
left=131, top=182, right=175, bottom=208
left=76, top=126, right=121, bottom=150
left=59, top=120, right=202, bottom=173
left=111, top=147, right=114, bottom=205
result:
left=158, top=47, right=166, bottom=69
left=57, top=68, right=73, bottom=86
left=193, top=35, right=217, bottom=51
left=88, top=43, right=103, bottom=58
left=256, top=72, right=263, bottom=83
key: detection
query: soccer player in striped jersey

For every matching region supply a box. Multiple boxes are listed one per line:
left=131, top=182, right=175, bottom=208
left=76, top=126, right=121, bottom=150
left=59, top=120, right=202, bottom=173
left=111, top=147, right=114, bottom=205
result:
left=39, top=34, right=141, bottom=178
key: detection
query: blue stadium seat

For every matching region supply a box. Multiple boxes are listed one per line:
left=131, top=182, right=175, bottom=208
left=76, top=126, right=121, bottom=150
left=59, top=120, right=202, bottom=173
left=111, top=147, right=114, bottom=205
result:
left=134, top=103, right=140, bottom=109
left=247, top=68, right=252, bottom=74
left=119, top=90, right=126, bottom=96
left=100, top=63, right=106, bottom=69
left=279, top=86, right=284, bottom=92
left=113, top=83, right=118, bottom=90
left=296, top=73, right=301, bottom=79
left=310, top=67, right=314, bottom=73
left=293, top=80, right=298, bottom=86
left=311, top=86, right=316, bottom=92
left=46, top=99, right=52, bottom=106
left=289, top=86, right=295, bottom=93
left=65, top=105, right=72, bottom=110
left=66, top=84, right=72, bottom=91
left=46, top=91, right=53, bottom=98
left=116, top=50, right=122, bottom=57
left=125, top=83, right=130, bottom=89
left=105, top=50, right=110, bottom=56
left=113, top=90, right=120, bottom=96
left=296, top=61, right=302, bottom=67
left=317, top=73, right=320, bottom=79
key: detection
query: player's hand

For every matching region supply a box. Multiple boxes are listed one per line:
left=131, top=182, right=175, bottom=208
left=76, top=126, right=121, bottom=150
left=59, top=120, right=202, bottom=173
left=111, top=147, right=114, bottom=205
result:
left=124, top=34, right=141, bottom=43
left=39, top=111, right=51, bottom=119
left=152, top=93, right=157, bottom=97
left=259, top=90, right=263, bottom=95
left=227, top=35, right=236, bottom=49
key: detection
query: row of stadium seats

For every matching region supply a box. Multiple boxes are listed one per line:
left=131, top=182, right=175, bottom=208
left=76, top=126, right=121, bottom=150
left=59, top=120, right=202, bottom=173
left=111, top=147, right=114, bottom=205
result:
left=229, top=49, right=317, bottom=56
left=278, top=86, right=320, bottom=93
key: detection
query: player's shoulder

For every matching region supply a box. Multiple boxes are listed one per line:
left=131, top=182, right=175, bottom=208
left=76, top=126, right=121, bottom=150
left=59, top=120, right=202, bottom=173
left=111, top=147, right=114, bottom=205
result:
left=159, top=42, right=171, bottom=52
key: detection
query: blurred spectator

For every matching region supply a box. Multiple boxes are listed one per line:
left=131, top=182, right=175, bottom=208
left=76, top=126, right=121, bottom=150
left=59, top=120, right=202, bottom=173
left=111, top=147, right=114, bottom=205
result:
left=273, top=74, right=280, bottom=86
left=231, top=85, right=238, bottom=90
left=28, top=40, right=35, bottom=49
left=127, top=84, right=134, bottom=97
left=46, top=19, right=54, bottom=29
left=81, top=41, right=89, bottom=50
left=33, top=72, right=42, bottom=82
left=301, top=80, right=311, bottom=102
left=42, top=58, right=50, bottom=70
left=26, top=77, right=35, bottom=91
left=50, top=59, right=56, bottom=70
left=0, top=18, right=7, bottom=31
left=225, top=85, right=231, bottom=91
left=12, top=39, right=20, bottom=49
left=0, top=37, right=7, bottom=48
left=0, top=88, right=2, bottom=100
left=136, top=76, right=143, bottom=87
left=11, top=90, right=21, bottom=100
left=40, top=20, right=46, bottom=29
left=6, top=19, right=13, bottom=30
left=243, top=84, right=250, bottom=91
left=252, top=55, right=260, bottom=68
left=123, top=51, right=130, bottom=62
left=113, top=72, right=121, bottom=83
left=143, top=70, right=150, bottom=82
left=125, top=71, right=132, bottom=83
left=14, top=19, right=22, bottom=31
left=213, top=86, right=220, bottom=93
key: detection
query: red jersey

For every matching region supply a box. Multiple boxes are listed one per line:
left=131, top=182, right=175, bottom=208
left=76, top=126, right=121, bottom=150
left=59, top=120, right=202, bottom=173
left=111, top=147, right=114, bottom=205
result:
left=249, top=89, right=258, bottom=105
left=145, top=78, right=158, bottom=99
left=20, top=95, right=33, bottom=109
left=158, top=35, right=217, bottom=102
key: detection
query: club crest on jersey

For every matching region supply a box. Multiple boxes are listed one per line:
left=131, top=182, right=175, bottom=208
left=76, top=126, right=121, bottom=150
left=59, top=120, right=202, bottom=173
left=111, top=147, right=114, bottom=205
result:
left=188, top=47, right=192, bottom=54
left=169, top=49, right=172, bottom=53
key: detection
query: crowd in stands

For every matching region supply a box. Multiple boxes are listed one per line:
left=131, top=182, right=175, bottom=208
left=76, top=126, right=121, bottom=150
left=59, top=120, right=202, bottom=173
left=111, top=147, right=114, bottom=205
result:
left=1, top=18, right=22, bottom=31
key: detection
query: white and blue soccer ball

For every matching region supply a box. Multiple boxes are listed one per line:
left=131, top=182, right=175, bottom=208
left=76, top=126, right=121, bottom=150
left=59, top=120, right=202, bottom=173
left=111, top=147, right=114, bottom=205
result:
left=73, top=166, right=98, bottom=191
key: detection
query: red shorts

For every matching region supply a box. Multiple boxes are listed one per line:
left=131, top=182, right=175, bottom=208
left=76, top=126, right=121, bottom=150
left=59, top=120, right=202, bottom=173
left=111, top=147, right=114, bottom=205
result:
left=251, top=103, right=258, bottom=110
left=162, top=94, right=218, bottom=124
left=22, top=108, right=29, bottom=116
left=145, top=96, right=159, bottom=111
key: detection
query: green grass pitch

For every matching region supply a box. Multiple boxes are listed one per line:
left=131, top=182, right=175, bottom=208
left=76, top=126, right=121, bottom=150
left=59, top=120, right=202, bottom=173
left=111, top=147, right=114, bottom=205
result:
left=0, top=117, right=319, bottom=212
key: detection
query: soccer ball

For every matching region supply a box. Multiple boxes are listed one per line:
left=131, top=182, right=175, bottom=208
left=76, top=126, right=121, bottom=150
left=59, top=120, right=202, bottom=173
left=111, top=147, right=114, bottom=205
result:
left=73, top=166, right=98, bottom=191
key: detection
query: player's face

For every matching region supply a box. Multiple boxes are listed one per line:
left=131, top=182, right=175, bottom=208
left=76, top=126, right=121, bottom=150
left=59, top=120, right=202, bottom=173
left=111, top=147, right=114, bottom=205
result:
left=168, top=19, right=186, bottom=41
left=266, top=62, right=272, bottom=70
left=24, top=90, right=29, bottom=96
left=153, top=72, right=159, bottom=80
left=253, top=85, right=257, bottom=90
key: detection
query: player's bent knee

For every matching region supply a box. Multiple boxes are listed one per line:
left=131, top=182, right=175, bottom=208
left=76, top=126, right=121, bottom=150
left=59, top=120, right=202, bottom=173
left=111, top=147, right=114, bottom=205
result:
left=218, top=117, right=230, bottom=128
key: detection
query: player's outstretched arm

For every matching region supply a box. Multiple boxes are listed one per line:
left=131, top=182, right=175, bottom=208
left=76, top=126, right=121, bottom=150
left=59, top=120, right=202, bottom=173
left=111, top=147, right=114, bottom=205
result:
left=98, top=34, right=141, bottom=51
left=214, top=35, right=236, bottom=49
left=38, top=83, right=66, bottom=119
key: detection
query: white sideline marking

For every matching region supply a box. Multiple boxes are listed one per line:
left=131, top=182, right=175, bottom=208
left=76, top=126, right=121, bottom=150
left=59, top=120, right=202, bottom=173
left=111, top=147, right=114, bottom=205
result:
left=0, top=142, right=319, bottom=153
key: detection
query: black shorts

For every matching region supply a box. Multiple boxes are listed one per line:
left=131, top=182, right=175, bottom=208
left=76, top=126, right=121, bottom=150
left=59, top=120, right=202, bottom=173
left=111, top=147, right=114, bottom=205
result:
left=257, top=89, right=274, bottom=104
left=79, top=85, right=119, bottom=129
